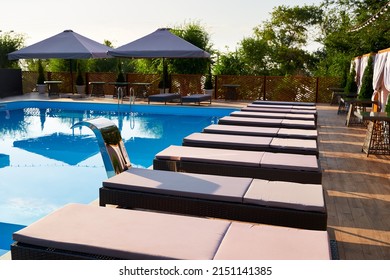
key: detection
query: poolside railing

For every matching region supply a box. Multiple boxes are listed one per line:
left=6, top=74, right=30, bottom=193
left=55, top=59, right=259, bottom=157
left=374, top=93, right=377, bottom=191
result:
left=20, top=71, right=341, bottom=103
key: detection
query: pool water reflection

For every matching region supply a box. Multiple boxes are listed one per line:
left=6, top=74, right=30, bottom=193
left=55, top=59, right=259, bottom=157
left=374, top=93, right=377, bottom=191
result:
left=0, top=106, right=230, bottom=227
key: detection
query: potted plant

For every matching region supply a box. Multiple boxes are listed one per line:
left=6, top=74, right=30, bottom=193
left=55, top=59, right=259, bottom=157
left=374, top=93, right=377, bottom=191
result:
left=204, top=63, right=214, bottom=95
left=114, top=62, right=127, bottom=99
left=75, top=62, right=86, bottom=95
left=116, top=62, right=126, bottom=83
left=158, top=60, right=171, bottom=93
left=36, top=60, right=46, bottom=94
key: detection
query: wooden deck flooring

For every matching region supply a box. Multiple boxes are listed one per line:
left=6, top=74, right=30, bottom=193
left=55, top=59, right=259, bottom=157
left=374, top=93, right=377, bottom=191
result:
left=317, top=104, right=390, bottom=260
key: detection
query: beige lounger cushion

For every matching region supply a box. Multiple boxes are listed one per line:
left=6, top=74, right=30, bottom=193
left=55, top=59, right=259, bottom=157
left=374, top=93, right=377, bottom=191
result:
left=184, top=132, right=273, bottom=147
left=231, top=111, right=288, bottom=118
left=13, top=204, right=231, bottom=260
left=292, top=105, right=317, bottom=110
left=155, top=145, right=264, bottom=167
left=242, top=107, right=292, bottom=113
left=13, top=203, right=332, bottom=260
left=260, top=152, right=319, bottom=171
left=203, top=124, right=280, bottom=136
left=244, top=179, right=325, bottom=212
left=220, top=116, right=316, bottom=129
left=269, top=138, right=317, bottom=151
left=220, top=116, right=283, bottom=125
left=285, top=113, right=315, bottom=120
left=103, top=169, right=324, bottom=212
left=277, top=128, right=318, bottom=138
left=103, top=168, right=253, bottom=203
left=232, top=111, right=314, bottom=121
left=214, top=222, right=331, bottom=260
left=156, top=146, right=320, bottom=171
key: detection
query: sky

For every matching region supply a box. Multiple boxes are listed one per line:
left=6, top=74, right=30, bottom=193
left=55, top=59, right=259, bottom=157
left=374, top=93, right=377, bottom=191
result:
left=1, top=0, right=323, bottom=52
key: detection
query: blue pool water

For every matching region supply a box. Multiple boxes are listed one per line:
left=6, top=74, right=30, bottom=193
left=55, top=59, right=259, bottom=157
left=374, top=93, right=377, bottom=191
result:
left=0, top=101, right=236, bottom=255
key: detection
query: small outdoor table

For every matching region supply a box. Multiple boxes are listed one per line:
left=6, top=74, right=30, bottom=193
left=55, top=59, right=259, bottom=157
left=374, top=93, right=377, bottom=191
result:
left=89, top=81, right=105, bottom=97
left=327, top=87, right=345, bottom=105
left=342, top=98, right=377, bottom=126
left=337, top=94, right=357, bottom=114
left=108, top=82, right=130, bottom=102
left=222, top=84, right=240, bottom=101
left=130, top=82, right=151, bottom=99
left=44, top=80, right=62, bottom=96
left=355, top=111, right=390, bottom=156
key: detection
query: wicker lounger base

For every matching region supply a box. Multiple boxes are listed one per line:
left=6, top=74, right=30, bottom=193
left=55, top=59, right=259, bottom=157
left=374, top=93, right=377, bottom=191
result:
left=153, top=159, right=322, bottom=184
left=11, top=242, right=121, bottom=260
left=100, top=187, right=327, bottom=230
left=11, top=239, right=339, bottom=260
left=182, top=141, right=319, bottom=157
left=181, top=94, right=212, bottom=105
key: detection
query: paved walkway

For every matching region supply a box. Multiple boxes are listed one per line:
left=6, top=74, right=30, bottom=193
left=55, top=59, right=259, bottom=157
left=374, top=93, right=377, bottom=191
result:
left=317, top=104, right=390, bottom=259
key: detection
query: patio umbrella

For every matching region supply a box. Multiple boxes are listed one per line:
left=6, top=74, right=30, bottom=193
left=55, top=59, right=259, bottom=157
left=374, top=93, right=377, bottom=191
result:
left=108, top=28, right=210, bottom=59
left=108, top=28, right=210, bottom=90
left=8, top=30, right=113, bottom=92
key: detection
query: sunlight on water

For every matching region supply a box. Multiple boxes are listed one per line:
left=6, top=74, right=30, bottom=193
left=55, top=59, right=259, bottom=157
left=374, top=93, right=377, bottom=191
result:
left=0, top=106, right=229, bottom=226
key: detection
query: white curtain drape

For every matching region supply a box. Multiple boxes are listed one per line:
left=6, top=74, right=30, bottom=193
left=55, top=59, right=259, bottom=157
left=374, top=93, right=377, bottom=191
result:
left=358, top=55, right=370, bottom=91
left=381, top=52, right=390, bottom=111
left=372, top=52, right=387, bottom=101
left=354, top=56, right=361, bottom=87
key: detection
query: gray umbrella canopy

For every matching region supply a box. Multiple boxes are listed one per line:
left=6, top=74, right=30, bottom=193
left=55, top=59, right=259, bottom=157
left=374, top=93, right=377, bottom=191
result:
left=8, top=30, right=112, bottom=60
left=108, top=28, right=210, bottom=58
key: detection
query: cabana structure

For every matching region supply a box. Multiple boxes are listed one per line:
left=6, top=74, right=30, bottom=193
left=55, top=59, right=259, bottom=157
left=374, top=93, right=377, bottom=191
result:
left=372, top=48, right=390, bottom=112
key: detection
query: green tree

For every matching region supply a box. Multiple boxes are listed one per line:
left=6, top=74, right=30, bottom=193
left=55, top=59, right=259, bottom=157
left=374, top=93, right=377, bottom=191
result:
left=213, top=51, right=246, bottom=75
left=222, top=5, right=323, bottom=76
left=0, top=31, right=24, bottom=68
left=318, top=0, right=390, bottom=76
left=254, top=5, right=323, bottom=75
left=344, top=62, right=358, bottom=95
left=170, top=22, right=212, bottom=75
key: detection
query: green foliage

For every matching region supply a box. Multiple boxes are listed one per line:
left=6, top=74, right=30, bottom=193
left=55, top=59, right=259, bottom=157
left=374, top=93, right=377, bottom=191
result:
left=222, top=4, right=323, bottom=76
left=0, top=31, right=25, bottom=68
left=213, top=52, right=246, bottom=75
left=344, top=63, right=358, bottom=95
left=75, top=62, right=84, bottom=85
left=37, top=60, right=45, bottom=84
left=358, top=55, right=374, bottom=100
left=319, top=0, right=390, bottom=78
left=170, top=22, right=212, bottom=75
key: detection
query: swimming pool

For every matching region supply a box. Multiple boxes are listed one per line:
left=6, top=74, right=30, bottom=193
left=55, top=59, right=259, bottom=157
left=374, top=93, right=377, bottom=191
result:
left=0, top=100, right=237, bottom=256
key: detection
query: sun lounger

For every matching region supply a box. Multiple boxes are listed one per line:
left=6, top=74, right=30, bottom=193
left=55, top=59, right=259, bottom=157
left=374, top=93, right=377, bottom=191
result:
left=218, top=116, right=317, bottom=130
left=100, top=168, right=326, bottom=230
left=154, top=145, right=322, bottom=184
left=181, top=94, right=212, bottom=105
left=11, top=203, right=334, bottom=260
left=252, top=100, right=316, bottom=106
left=230, top=111, right=316, bottom=122
left=242, top=106, right=317, bottom=115
left=182, top=132, right=319, bottom=156
left=148, top=93, right=181, bottom=104
left=203, top=124, right=318, bottom=139
left=248, top=103, right=317, bottom=111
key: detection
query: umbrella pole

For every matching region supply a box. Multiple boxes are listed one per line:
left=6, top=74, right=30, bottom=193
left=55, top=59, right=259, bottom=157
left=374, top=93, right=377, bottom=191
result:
left=70, top=60, right=74, bottom=94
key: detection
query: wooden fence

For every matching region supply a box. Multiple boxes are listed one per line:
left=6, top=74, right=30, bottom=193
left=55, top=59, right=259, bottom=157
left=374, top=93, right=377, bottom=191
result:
left=21, top=71, right=341, bottom=103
